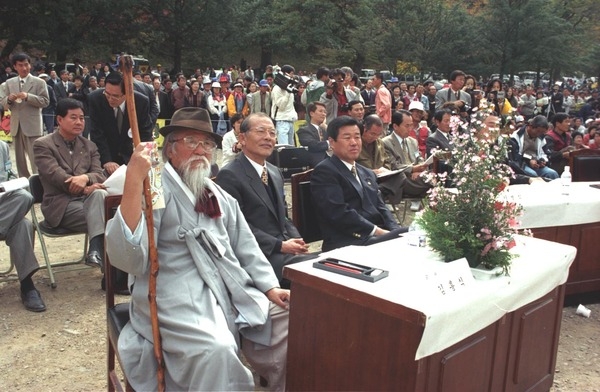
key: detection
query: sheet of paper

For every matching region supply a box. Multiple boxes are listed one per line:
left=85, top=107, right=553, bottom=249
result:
left=103, top=165, right=127, bottom=195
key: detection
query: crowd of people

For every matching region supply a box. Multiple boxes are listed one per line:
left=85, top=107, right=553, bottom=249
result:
left=1, top=52, right=600, bottom=390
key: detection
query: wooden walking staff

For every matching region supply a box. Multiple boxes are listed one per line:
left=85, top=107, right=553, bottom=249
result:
left=119, top=55, right=166, bottom=392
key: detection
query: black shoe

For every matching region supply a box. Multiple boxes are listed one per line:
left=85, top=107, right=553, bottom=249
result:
left=21, top=289, right=46, bottom=312
left=85, top=251, right=103, bottom=269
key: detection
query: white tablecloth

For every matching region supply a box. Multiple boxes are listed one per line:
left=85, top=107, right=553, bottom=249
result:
left=509, top=181, right=600, bottom=228
left=285, top=235, right=575, bottom=360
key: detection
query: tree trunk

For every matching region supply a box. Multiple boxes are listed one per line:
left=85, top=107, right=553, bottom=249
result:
left=260, top=46, right=272, bottom=72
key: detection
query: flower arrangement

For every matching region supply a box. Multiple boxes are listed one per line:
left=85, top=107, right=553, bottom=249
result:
left=417, top=102, right=524, bottom=275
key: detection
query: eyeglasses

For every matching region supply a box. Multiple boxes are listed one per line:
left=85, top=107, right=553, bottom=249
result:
left=248, top=127, right=277, bottom=138
left=173, top=136, right=217, bottom=151
left=103, top=90, right=124, bottom=100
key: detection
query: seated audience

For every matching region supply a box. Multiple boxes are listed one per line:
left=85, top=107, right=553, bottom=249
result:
left=544, top=112, right=574, bottom=175
left=221, top=113, right=244, bottom=166
left=33, top=98, right=108, bottom=269
left=310, top=116, right=408, bottom=252
left=510, top=115, right=559, bottom=180
left=0, top=141, right=45, bottom=312
left=382, top=110, right=432, bottom=209
left=106, top=107, right=289, bottom=391
left=216, top=113, right=316, bottom=287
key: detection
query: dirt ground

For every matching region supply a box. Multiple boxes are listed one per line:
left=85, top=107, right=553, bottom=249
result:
left=1, top=211, right=599, bottom=391
left=0, top=147, right=599, bottom=391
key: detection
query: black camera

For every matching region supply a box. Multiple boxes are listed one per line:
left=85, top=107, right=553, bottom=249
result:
left=274, top=73, right=299, bottom=94
left=339, top=103, right=349, bottom=112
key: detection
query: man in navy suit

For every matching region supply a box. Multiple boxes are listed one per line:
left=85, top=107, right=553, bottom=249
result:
left=310, top=116, right=407, bottom=252
left=88, top=72, right=153, bottom=175
left=216, top=113, right=316, bottom=287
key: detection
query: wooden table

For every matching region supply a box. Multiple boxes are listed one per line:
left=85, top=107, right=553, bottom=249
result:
left=284, top=237, right=575, bottom=391
left=511, top=181, right=600, bottom=295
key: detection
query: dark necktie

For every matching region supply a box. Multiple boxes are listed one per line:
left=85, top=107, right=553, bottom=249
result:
left=260, top=93, right=266, bottom=113
left=116, top=107, right=124, bottom=133
left=351, top=165, right=357, bottom=178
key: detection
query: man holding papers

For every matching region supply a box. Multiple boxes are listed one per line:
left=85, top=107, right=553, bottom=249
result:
left=33, top=98, right=108, bottom=270
left=382, top=109, right=432, bottom=210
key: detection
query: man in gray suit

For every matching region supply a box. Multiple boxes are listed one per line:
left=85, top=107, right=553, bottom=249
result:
left=249, top=79, right=271, bottom=115
left=33, top=99, right=108, bottom=269
left=216, top=112, right=316, bottom=287
left=0, top=141, right=45, bottom=312
left=435, top=70, right=471, bottom=116
left=0, top=53, right=49, bottom=177
left=382, top=110, right=431, bottom=208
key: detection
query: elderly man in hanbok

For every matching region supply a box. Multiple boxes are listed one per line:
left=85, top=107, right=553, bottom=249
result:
left=106, top=107, right=290, bottom=391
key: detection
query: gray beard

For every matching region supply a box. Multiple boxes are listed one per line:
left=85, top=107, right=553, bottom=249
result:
left=179, top=156, right=211, bottom=201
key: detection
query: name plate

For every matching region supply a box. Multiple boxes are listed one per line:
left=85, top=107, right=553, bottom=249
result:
left=424, top=257, right=474, bottom=296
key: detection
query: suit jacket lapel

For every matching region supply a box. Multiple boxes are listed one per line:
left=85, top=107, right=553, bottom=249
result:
left=52, top=132, right=74, bottom=169
left=331, top=155, right=363, bottom=199
left=240, top=155, right=278, bottom=220
left=267, top=163, right=287, bottom=232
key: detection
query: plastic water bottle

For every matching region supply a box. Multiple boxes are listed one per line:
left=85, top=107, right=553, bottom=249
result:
left=561, top=165, right=571, bottom=195
left=408, top=221, right=427, bottom=247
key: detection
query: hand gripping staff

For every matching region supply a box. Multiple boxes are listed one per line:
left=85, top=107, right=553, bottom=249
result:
left=119, top=55, right=165, bottom=392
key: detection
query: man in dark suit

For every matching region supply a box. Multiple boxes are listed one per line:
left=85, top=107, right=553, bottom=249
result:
left=88, top=72, right=153, bottom=175
left=152, top=75, right=172, bottom=119
left=425, top=109, right=453, bottom=157
left=33, top=98, right=108, bottom=269
left=310, top=116, right=407, bottom=252
left=297, top=101, right=329, bottom=167
left=53, top=69, right=73, bottom=102
left=216, top=113, right=315, bottom=287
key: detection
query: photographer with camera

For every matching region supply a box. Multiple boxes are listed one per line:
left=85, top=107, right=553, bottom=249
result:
left=486, top=78, right=513, bottom=115
left=320, top=68, right=361, bottom=125
left=271, top=64, right=298, bottom=145
left=435, top=70, right=472, bottom=118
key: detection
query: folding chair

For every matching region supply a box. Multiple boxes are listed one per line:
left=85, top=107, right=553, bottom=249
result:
left=28, top=174, right=89, bottom=288
left=388, top=197, right=425, bottom=226
left=104, top=195, right=134, bottom=392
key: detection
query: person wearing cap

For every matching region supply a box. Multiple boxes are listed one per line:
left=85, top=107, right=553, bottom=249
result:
left=510, top=115, right=558, bottom=180
left=207, top=81, right=228, bottom=134
left=106, top=107, right=289, bottom=391
left=216, top=112, right=316, bottom=286
left=250, top=79, right=272, bottom=116
left=88, top=72, right=153, bottom=175
left=227, top=82, right=249, bottom=117
left=38, top=72, right=57, bottom=134
left=201, top=76, right=213, bottom=107
left=407, top=101, right=430, bottom=159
